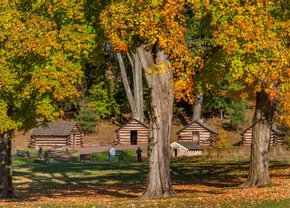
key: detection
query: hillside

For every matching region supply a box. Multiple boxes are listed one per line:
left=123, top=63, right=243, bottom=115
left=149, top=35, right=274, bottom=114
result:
left=12, top=116, right=248, bottom=150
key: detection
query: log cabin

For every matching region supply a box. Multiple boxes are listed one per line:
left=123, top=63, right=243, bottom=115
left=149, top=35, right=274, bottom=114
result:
left=176, top=120, right=218, bottom=146
left=29, top=121, right=84, bottom=148
left=240, top=124, right=282, bottom=146
left=115, top=118, right=148, bottom=145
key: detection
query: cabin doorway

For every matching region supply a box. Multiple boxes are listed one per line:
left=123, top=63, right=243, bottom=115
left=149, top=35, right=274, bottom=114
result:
left=192, top=131, right=200, bottom=144
left=173, top=149, right=178, bottom=157
left=130, top=130, right=138, bottom=145
left=73, top=134, right=76, bottom=149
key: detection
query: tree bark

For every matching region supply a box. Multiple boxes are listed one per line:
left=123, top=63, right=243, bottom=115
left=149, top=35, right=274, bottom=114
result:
left=138, top=45, right=175, bottom=199
left=192, top=92, right=203, bottom=121
left=0, top=132, right=15, bottom=198
left=117, top=52, right=144, bottom=122
left=241, top=90, right=276, bottom=187
left=131, top=52, right=144, bottom=122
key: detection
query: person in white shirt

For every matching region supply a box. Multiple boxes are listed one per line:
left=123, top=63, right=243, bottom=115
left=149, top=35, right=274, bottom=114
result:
left=108, top=145, right=116, bottom=163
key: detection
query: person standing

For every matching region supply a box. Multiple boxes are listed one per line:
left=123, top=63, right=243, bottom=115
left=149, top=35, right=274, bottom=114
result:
left=108, top=145, right=116, bottom=163
left=37, top=145, right=43, bottom=160
left=136, top=147, right=142, bottom=163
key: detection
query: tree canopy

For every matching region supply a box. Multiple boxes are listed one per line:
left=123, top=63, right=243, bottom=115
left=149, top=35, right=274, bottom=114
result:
left=188, top=0, right=290, bottom=187
left=100, top=0, right=202, bottom=103
left=0, top=0, right=95, bottom=133
left=191, top=0, right=290, bottom=121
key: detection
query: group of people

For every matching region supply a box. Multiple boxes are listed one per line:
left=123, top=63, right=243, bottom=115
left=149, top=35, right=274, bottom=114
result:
left=38, top=144, right=143, bottom=162
left=108, top=145, right=143, bottom=163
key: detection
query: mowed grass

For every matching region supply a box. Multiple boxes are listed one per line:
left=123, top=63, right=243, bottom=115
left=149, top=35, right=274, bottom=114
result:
left=1, top=148, right=290, bottom=208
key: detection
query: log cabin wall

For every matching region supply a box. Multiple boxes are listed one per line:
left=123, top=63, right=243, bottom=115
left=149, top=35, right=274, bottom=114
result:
left=241, top=127, right=282, bottom=146
left=116, top=119, right=148, bottom=145
left=29, top=122, right=84, bottom=148
left=30, top=136, right=68, bottom=148
left=68, top=126, right=84, bottom=147
left=177, top=122, right=216, bottom=146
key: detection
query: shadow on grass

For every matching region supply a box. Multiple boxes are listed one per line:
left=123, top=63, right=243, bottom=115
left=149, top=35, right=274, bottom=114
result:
left=171, top=162, right=249, bottom=188
left=9, top=157, right=290, bottom=203
left=171, top=161, right=290, bottom=188
left=12, top=158, right=147, bottom=201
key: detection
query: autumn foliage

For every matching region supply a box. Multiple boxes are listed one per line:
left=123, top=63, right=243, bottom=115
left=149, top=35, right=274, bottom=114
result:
left=0, top=0, right=95, bottom=132
left=186, top=0, right=290, bottom=187
left=100, top=0, right=202, bottom=104
left=190, top=1, right=290, bottom=124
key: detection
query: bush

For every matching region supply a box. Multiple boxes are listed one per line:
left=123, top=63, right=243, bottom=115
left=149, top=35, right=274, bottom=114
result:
left=214, top=131, right=230, bottom=149
left=282, top=136, right=290, bottom=151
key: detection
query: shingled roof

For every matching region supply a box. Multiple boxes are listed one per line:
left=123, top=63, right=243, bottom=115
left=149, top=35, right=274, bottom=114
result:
left=177, top=120, right=218, bottom=134
left=171, top=142, right=204, bottom=150
left=115, top=118, right=148, bottom=132
left=31, top=122, right=82, bottom=136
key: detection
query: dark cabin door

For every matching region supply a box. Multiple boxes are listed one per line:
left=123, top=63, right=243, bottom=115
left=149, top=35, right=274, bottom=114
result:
left=192, top=131, right=200, bottom=144
left=130, top=131, right=138, bottom=145
left=73, top=134, right=76, bottom=149
left=174, top=149, right=178, bottom=157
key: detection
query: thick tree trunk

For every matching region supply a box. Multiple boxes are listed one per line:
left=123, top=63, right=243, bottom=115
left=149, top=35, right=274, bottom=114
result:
left=138, top=46, right=175, bottom=199
left=241, top=90, right=276, bottom=187
left=192, top=92, right=203, bottom=121
left=117, top=52, right=144, bottom=122
left=0, top=132, right=15, bottom=198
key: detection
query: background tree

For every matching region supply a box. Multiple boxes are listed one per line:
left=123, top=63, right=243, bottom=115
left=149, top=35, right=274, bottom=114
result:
left=87, top=68, right=121, bottom=119
left=80, top=0, right=127, bottom=121
left=226, top=101, right=247, bottom=131
left=76, top=104, right=98, bottom=135
left=0, top=0, right=95, bottom=198
left=100, top=0, right=200, bottom=198
left=117, top=52, right=144, bottom=122
left=184, top=2, right=224, bottom=122
left=203, top=95, right=232, bottom=119
left=189, top=0, right=290, bottom=187
left=192, top=92, right=204, bottom=121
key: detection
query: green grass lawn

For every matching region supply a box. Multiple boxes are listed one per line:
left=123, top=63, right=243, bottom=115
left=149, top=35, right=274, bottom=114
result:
left=2, top=149, right=289, bottom=208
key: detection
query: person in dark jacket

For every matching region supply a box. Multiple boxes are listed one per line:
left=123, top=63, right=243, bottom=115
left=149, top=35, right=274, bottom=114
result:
left=136, top=147, right=142, bottom=163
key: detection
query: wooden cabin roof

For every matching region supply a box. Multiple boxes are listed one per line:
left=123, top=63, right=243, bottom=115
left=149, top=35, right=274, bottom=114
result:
left=177, top=120, right=218, bottom=134
left=171, top=142, right=204, bottom=150
left=240, top=124, right=280, bottom=136
left=31, top=122, right=83, bottom=136
left=115, top=118, right=148, bottom=132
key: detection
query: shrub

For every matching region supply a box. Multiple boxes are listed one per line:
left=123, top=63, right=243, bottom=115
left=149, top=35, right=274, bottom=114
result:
left=282, top=136, right=290, bottom=151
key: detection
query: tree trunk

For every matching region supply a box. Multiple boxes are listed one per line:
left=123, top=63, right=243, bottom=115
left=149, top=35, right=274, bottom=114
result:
left=192, top=92, right=203, bottom=121
left=0, top=132, right=15, bottom=198
left=220, top=109, right=224, bottom=119
left=117, top=52, right=144, bottom=122
left=138, top=45, right=175, bottom=199
left=131, top=52, right=144, bottom=122
left=241, top=90, right=276, bottom=187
